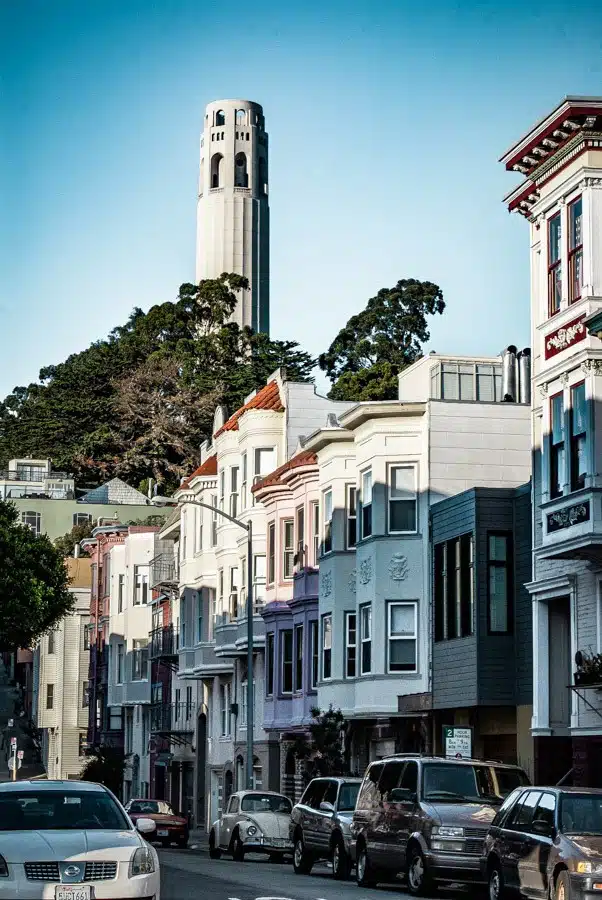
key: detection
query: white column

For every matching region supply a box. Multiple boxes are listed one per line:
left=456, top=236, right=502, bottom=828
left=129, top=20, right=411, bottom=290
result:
left=532, top=598, right=550, bottom=732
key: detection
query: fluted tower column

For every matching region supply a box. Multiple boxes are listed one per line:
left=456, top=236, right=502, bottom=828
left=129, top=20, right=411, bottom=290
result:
left=195, top=99, right=269, bottom=334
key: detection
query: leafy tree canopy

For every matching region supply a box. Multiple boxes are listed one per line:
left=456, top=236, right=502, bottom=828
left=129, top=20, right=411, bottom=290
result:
left=319, top=278, right=445, bottom=401
left=54, top=520, right=96, bottom=558
left=0, top=500, right=74, bottom=649
left=0, top=275, right=315, bottom=487
left=294, top=706, right=348, bottom=782
left=80, top=746, right=127, bottom=799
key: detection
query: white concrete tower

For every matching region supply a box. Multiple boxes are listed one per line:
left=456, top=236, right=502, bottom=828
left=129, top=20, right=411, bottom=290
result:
left=196, top=99, right=269, bottom=334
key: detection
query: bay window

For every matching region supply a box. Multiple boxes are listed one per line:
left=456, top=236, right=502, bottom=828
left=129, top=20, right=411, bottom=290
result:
left=310, top=620, right=319, bottom=689
left=488, top=533, right=512, bottom=634
left=229, top=466, right=239, bottom=517
left=283, top=518, right=294, bottom=579
left=311, top=501, right=320, bottom=565
left=296, top=505, right=305, bottom=565
left=211, top=495, right=218, bottom=546
left=266, top=632, right=275, bottom=696
left=550, top=393, right=565, bottom=498
left=361, top=470, right=373, bottom=538
left=229, top=566, right=239, bottom=618
left=570, top=382, right=587, bottom=491
left=254, top=554, right=266, bottom=606
left=346, top=485, right=357, bottom=548
left=220, top=682, right=231, bottom=736
left=548, top=212, right=562, bottom=316
left=387, top=602, right=417, bottom=673
left=323, top=489, right=333, bottom=554
left=132, top=639, right=148, bottom=680
left=241, top=452, right=248, bottom=511
left=219, top=469, right=225, bottom=511
left=568, top=196, right=583, bottom=304
left=360, top=605, right=372, bottom=674
left=322, top=614, right=332, bottom=680
left=434, top=534, right=474, bottom=641
left=345, top=612, right=357, bottom=677
left=388, top=465, right=417, bottom=533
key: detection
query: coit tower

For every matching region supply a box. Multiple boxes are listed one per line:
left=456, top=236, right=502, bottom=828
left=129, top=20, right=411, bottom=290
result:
left=195, top=99, right=270, bottom=334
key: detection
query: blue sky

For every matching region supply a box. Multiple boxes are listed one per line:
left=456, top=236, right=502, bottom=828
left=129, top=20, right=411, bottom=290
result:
left=1, top=0, right=601, bottom=399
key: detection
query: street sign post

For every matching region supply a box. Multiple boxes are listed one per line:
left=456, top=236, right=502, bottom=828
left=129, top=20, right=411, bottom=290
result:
left=443, top=726, right=473, bottom=759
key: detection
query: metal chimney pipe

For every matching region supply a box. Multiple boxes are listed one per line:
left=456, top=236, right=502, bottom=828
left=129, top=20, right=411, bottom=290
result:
left=74, top=544, right=80, bottom=558
left=501, top=345, right=518, bottom=402
left=518, top=348, right=531, bottom=404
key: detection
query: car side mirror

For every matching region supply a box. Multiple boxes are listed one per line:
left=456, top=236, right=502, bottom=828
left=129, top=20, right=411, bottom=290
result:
left=135, top=817, right=156, bottom=835
left=531, top=819, right=553, bottom=837
left=389, top=788, right=417, bottom=804
left=320, top=801, right=335, bottom=813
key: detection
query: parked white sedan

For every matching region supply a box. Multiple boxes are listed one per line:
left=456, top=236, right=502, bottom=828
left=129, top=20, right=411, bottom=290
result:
left=0, top=779, right=160, bottom=899
left=209, top=790, right=293, bottom=861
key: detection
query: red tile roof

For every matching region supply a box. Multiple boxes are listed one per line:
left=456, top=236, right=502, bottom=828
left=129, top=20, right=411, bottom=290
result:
left=252, top=449, right=317, bottom=493
left=178, top=454, right=218, bottom=490
left=214, top=381, right=284, bottom=438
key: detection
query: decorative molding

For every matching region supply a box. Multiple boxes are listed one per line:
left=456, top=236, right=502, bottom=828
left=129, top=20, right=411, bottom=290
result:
left=359, top=559, right=372, bottom=585
left=348, top=570, right=357, bottom=594
left=321, top=571, right=332, bottom=597
left=581, top=359, right=602, bottom=375
left=545, top=315, right=586, bottom=360
left=547, top=501, right=590, bottom=533
left=388, top=553, right=409, bottom=581
left=539, top=383, right=549, bottom=398
left=583, top=177, right=602, bottom=189
left=559, top=372, right=570, bottom=386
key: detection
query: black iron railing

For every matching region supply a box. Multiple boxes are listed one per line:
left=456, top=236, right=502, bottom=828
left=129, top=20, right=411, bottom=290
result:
left=149, top=625, right=179, bottom=660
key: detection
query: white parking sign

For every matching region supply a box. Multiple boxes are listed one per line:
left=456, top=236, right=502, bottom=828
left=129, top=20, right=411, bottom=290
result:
left=443, top=726, right=472, bottom=758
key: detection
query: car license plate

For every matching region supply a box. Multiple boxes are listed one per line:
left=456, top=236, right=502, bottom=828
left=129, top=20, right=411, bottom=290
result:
left=157, top=829, right=169, bottom=837
left=55, top=888, right=91, bottom=900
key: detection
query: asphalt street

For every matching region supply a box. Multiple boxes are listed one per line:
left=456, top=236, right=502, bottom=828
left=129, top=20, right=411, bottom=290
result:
left=158, top=849, right=464, bottom=900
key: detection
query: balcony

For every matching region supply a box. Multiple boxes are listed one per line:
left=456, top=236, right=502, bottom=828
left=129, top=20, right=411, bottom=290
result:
left=150, top=702, right=196, bottom=745
left=150, top=552, right=179, bottom=591
left=540, top=488, right=602, bottom=564
left=0, top=468, right=69, bottom=482
left=149, top=625, right=179, bottom=668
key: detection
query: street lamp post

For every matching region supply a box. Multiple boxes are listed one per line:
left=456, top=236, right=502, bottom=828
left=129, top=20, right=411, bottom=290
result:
left=153, top=495, right=255, bottom=790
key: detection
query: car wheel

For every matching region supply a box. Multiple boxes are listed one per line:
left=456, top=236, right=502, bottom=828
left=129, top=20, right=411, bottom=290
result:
left=209, top=831, right=222, bottom=860
left=555, top=870, right=571, bottom=900
left=488, top=859, right=504, bottom=900
left=356, top=843, right=378, bottom=888
left=332, top=836, right=351, bottom=881
left=232, top=831, right=245, bottom=862
left=407, top=845, right=432, bottom=896
left=293, top=834, right=313, bottom=875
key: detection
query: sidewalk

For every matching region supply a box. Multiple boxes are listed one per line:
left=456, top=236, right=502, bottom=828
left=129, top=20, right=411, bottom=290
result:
left=188, top=829, right=209, bottom=852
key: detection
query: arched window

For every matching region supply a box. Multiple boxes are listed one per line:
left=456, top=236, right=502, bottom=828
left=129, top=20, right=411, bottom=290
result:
left=211, top=153, right=223, bottom=189
left=234, top=152, right=248, bottom=188
left=215, top=109, right=225, bottom=126
left=259, top=157, right=267, bottom=195
left=236, top=109, right=246, bottom=125
left=199, top=158, right=204, bottom=193
left=246, top=132, right=250, bottom=141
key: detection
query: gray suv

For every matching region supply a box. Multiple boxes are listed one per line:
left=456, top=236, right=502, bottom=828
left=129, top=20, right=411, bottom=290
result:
left=290, top=776, right=362, bottom=879
left=351, top=755, right=529, bottom=894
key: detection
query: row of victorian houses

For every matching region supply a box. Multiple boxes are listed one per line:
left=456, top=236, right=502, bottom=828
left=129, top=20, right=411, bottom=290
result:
left=25, top=94, right=602, bottom=827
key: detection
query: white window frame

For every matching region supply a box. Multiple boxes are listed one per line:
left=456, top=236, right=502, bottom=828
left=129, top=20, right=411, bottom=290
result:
left=323, top=489, right=333, bottom=555
left=21, top=510, right=41, bottom=536
left=220, top=682, right=231, bottom=737
left=219, top=469, right=225, bottom=512
left=345, top=611, right=357, bottom=678
left=322, top=613, right=332, bottom=681
left=132, top=639, right=149, bottom=681
left=218, top=569, right=224, bottom=615
left=196, top=591, right=203, bottom=643
left=254, top=554, right=266, bottom=607
left=267, top=522, right=276, bottom=586
left=282, top=518, right=294, bottom=580
left=229, top=466, right=239, bottom=518
left=296, top=505, right=305, bottom=566
left=241, top=452, right=248, bottom=511
left=387, top=601, right=418, bottom=674
left=346, top=484, right=357, bottom=549
left=229, top=566, right=239, bottom=618
left=117, top=643, right=125, bottom=684
left=360, top=605, right=372, bottom=675
left=310, top=619, right=319, bottom=690
left=133, top=565, right=148, bottom=606
left=211, top=495, right=218, bottom=546
left=179, top=596, right=187, bottom=648
left=239, top=679, right=255, bottom=728
left=281, top=629, right=293, bottom=695
left=311, top=501, right=320, bottom=565
left=388, top=464, right=418, bottom=534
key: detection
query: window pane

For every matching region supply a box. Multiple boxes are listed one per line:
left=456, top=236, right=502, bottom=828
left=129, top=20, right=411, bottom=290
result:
left=362, top=470, right=372, bottom=504
left=324, top=491, right=333, bottom=520
left=390, top=605, right=415, bottom=636
left=390, top=640, right=416, bottom=671
left=570, top=198, right=582, bottom=250
left=323, top=616, right=332, bottom=650
left=361, top=606, right=371, bottom=639
left=551, top=394, right=564, bottom=444
left=476, top=366, right=494, bottom=402
left=390, top=466, right=415, bottom=500
left=442, top=364, right=459, bottom=400
left=459, top=366, right=475, bottom=401
left=489, top=567, right=508, bottom=632
left=572, top=383, right=586, bottom=435
left=549, top=214, right=561, bottom=263
left=390, top=500, right=416, bottom=532
left=489, top=535, right=507, bottom=561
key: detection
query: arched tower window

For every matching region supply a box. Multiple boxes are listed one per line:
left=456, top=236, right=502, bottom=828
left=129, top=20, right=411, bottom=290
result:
left=211, top=153, right=223, bottom=189
left=258, top=157, right=267, bottom=195
left=236, top=109, right=246, bottom=125
left=234, top=152, right=248, bottom=188
left=215, top=109, right=225, bottom=126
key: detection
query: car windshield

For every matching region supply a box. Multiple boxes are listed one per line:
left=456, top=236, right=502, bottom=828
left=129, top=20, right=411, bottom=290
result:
left=0, top=790, right=130, bottom=831
left=129, top=800, right=160, bottom=814
left=560, top=794, right=602, bottom=835
left=240, top=794, right=292, bottom=813
left=423, top=764, right=525, bottom=803
left=338, top=783, right=360, bottom=811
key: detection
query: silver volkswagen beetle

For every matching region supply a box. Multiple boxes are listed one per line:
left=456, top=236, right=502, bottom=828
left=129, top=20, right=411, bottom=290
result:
left=209, top=790, right=293, bottom=861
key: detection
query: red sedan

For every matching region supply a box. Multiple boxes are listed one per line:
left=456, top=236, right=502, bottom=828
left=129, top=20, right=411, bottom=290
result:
left=126, top=798, right=189, bottom=848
